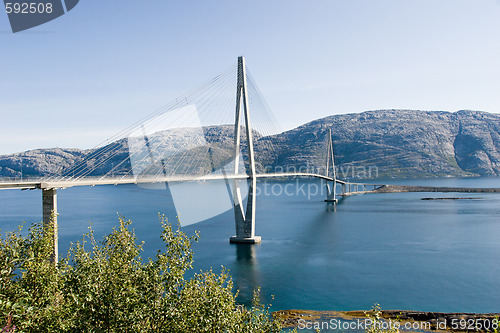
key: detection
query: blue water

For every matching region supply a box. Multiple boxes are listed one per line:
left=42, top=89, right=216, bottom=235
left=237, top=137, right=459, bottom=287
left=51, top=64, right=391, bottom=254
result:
left=1, top=178, right=499, bottom=313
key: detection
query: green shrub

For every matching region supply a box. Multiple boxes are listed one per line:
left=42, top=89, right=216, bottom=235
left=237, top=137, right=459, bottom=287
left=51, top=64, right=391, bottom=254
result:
left=364, top=304, right=399, bottom=333
left=0, top=215, right=283, bottom=332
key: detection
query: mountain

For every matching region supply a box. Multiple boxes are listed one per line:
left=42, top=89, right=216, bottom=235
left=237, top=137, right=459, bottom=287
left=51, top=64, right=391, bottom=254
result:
left=0, top=148, right=86, bottom=178
left=0, top=125, right=258, bottom=179
left=268, top=109, right=500, bottom=178
left=2, top=110, right=500, bottom=179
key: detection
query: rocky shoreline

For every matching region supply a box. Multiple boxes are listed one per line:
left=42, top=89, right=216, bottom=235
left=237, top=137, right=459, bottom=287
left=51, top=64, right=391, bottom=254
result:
left=274, top=309, right=500, bottom=332
left=374, top=185, right=500, bottom=193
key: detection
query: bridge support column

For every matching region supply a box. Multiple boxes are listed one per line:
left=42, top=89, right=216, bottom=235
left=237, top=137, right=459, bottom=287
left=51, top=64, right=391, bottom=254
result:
left=230, top=56, right=261, bottom=244
left=325, top=179, right=337, bottom=203
left=42, top=188, right=58, bottom=263
left=230, top=179, right=260, bottom=244
left=324, top=128, right=338, bottom=203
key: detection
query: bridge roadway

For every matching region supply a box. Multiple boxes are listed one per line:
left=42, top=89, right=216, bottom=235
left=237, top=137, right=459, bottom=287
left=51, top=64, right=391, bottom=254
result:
left=5, top=175, right=500, bottom=195
left=0, top=172, right=347, bottom=191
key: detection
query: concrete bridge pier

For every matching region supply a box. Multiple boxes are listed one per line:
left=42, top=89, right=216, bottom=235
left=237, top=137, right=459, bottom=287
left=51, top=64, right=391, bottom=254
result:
left=230, top=179, right=261, bottom=244
left=42, top=188, right=58, bottom=263
left=324, top=180, right=337, bottom=203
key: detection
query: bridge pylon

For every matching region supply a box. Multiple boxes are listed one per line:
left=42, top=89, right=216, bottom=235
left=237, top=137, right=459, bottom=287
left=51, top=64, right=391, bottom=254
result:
left=324, top=128, right=338, bottom=203
left=42, top=188, right=58, bottom=263
left=230, top=56, right=261, bottom=244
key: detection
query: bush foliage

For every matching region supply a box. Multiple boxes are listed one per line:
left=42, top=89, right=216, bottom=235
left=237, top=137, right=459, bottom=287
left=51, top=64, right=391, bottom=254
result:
left=0, top=215, right=283, bottom=332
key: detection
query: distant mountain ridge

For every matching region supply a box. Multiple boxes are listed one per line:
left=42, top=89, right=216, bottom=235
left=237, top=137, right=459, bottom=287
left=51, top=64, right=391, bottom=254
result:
left=270, top=109, right=500, bottom=178
left=2, top=110, right=500, bottom=179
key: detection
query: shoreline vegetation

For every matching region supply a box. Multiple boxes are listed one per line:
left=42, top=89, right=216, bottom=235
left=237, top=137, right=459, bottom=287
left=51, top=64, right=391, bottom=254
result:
left=274, top=309, right=500, bottom=332
left=0, top=217, right=283, bottom=332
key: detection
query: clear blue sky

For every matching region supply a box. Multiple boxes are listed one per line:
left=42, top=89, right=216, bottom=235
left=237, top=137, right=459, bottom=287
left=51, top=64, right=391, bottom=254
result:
left=1, top=0, right=500, bottom=154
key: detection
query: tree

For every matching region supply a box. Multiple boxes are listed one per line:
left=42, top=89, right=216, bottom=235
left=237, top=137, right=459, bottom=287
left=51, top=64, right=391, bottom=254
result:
left=0, top=215, right=283, bottom=332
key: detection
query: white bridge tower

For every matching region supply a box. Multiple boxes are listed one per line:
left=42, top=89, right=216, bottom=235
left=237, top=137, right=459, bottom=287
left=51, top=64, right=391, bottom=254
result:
left=230, top=56, right=261, bottom=244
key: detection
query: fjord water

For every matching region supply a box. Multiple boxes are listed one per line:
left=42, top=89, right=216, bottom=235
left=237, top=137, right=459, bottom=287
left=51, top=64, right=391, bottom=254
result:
left=1, top=178, right=499, bottom=313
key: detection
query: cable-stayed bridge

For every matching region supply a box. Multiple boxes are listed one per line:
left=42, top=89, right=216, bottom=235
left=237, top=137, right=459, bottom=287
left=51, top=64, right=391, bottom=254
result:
left=2, top=57, right=499, bottom=263
left=1, top=57, right=369, bottom=262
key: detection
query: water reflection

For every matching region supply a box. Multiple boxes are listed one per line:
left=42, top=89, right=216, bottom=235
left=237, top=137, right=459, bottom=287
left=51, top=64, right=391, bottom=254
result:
left=325, top=201, right=337, bottom=212
left=232, top=244, right=261, bottom=305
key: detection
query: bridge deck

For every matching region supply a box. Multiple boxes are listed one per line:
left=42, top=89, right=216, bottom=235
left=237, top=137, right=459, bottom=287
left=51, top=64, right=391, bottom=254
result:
left=0, top=172, right=341, bottom=190
left=3, top=176, right=499, bottom=194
